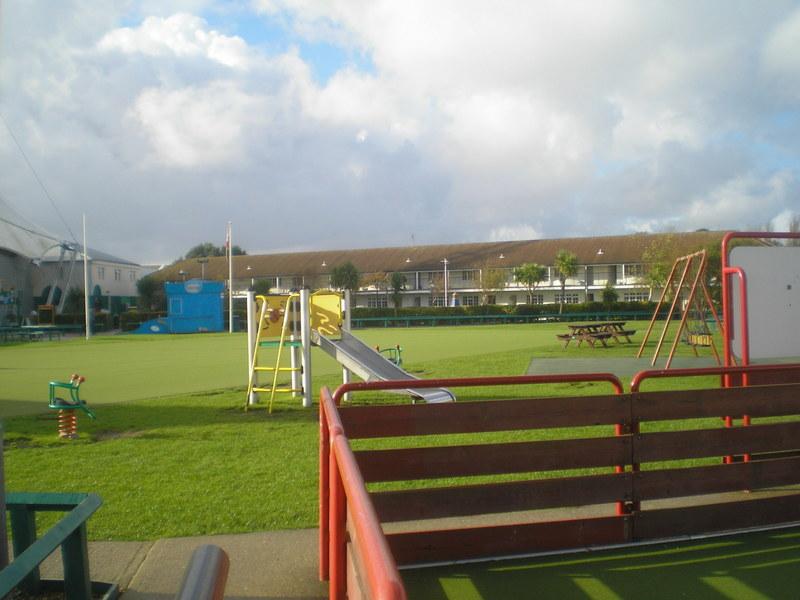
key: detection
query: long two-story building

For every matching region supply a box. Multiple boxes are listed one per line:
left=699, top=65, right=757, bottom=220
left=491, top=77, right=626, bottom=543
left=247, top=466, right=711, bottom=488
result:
left=160, top=231, right=725, bottom=309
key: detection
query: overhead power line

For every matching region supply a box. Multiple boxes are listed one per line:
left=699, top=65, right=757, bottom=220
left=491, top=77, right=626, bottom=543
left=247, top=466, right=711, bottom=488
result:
left=0, top=110, right=78, bottom=244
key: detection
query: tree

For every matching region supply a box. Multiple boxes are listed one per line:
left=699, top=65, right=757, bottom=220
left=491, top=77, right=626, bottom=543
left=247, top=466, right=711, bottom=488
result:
left=329, top=261, right=361, bottom=291
left=137, top=275, right=165, bottom=311
left=63, top=287, right=85, bottom=314
left=184, top=242, right=246, bottom=260
left=253, top=279, right=272, bottom=295
left=480, top=266, right=507, bottom=305
left=389, top=272, right=407, bottom=312
left=512, top=263, right=547, bottom=304
left=641, top=234, right=679, bottom=301
left=602, top=282, right=618, bottom=308
left=554, top=250, right=578, bottom=314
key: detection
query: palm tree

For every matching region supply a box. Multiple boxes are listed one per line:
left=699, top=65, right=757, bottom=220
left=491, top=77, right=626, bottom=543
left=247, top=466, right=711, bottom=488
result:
left=554, top=250, right=578, bottom=314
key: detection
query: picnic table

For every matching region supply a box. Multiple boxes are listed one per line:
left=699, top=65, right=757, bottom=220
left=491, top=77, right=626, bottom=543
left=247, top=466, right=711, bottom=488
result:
left=556, top=321, right=636, bottom=349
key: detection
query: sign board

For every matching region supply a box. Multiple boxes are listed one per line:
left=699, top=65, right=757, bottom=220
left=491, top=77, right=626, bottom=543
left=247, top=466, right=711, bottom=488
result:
left=310, top=291, right=342, bottom=337
left=257, top=295, right=298, bottom=339
left=729, top=246, right=800, bottom=360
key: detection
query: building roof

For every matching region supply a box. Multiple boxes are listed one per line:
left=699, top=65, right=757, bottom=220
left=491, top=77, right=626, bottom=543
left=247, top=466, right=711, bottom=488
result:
left=156, top=231, right=727, bottom=282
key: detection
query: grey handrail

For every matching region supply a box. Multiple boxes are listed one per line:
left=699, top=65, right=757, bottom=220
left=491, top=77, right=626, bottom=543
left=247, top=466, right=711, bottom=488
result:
left=175, top=544, right=230, bottom=600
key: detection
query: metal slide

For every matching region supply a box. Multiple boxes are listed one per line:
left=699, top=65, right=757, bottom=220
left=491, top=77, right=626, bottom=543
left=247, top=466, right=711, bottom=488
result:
left=312, top=330, right=455, bottom=403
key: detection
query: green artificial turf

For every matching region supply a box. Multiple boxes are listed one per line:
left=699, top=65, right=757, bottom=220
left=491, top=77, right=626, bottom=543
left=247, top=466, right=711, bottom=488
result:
left=402, top=527, right=800, bottom=599
left=1, top=322, right=727, bottom=541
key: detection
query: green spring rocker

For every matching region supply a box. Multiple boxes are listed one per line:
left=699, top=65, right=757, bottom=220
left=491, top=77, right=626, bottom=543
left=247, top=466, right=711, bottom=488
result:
left=48, top=374, right=96, bottom=439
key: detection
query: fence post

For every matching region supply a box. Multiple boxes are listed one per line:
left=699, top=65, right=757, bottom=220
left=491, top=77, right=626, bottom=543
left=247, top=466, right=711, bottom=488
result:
left=0, top=423, right=8, bottom=570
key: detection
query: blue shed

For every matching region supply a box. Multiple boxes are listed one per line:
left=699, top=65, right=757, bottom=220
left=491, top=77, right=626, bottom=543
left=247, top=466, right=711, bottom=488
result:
left=135, top=280, right=224, bottom=334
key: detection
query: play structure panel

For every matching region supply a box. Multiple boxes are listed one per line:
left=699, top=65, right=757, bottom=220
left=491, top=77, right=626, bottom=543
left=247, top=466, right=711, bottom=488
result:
left=729, top=246, right=800, bottom=361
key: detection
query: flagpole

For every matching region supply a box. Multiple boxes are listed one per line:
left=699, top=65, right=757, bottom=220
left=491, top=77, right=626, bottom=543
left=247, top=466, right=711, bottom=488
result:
left=83, top=214, right=91, bottom=340
left=228, top=221, right=233, bottom=333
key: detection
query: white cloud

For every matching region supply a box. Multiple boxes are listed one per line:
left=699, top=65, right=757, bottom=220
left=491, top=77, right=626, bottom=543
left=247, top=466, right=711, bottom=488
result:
left=129, top=82, right=266, bottom=167
left=98, top=13, right=251, bottom=69
left=2, top=1, right=800, bottom=263
left=489, top=225, right=542, bottom=242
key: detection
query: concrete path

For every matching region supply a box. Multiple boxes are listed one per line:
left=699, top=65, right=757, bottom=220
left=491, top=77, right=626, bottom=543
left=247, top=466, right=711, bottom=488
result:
left=39, top=529, right=326, bottom=599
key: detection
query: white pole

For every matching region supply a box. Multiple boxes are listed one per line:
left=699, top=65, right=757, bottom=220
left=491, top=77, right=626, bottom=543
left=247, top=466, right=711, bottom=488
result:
left=245, top=290, right=258, bottom=405
left=342, top=289, right=351, bottom=401
left=443, top=258, right=449, bottom=307
left=83, top=214, right=91, bottom=340
left=228, top=221, right=233, bottom=333
left=299, top=289, right=312, bottom=408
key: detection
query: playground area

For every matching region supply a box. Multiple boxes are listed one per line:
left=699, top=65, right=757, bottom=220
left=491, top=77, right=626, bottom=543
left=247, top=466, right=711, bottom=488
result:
left=3, top=233, right=800, bottom=598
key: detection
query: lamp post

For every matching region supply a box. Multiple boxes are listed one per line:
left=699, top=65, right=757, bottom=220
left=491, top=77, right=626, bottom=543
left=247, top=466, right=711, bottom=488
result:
left=179, top=270, right=187, bottom=282
left=441, top=258, right=449, bottom=307
left=197, top=257, right=209, bottom=281
left=247, top=265, right=254, bottom=289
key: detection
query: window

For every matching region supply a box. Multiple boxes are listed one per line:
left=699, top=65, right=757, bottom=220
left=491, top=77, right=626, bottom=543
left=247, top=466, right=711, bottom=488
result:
left=114, top=269, right=121, bottom=281
left=462, top=270, right=476, bottom=281
left=367, top=296, right=388, bottom=308
left=97, top=266, right=105, bottom=280
left=291, top=276, right=303, bottom=288
left=413, top=296, right=421, bottom=307
left=462, top=295, right=480, bottom=306
left=486, top=294, right=496, bottom=305
left=531, top=294, right=544, bottom=304
left=624, top=292, right=649, bottom=302
left=129, top=271, right=135, bottom=281
left=509, top=295, right=517, bottom=306
left=555, top=293, right=580, bottom=304
left=626, top=264, right=644, bottom=277
left=431, top=295, right=445, bottom=307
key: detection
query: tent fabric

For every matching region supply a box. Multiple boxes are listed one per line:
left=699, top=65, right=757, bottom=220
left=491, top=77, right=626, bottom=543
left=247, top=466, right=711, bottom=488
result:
left=0, top=197, right=65, bottom=259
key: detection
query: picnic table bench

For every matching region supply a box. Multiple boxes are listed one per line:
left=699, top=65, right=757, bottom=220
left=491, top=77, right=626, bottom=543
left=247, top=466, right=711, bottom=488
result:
left=557, top=321, right=636, bottom=349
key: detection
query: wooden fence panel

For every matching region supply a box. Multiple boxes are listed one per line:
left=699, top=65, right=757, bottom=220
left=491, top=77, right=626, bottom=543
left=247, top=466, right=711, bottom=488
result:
left=634, top=384, right=800, bottom=422
left=355, top=436, right=631, bottom=482
left=634, top=493, right=800, bottom=540
left=339, top=394, right=627, bottom=439
left=387, top=517, right=629, bottom=565
left=372, top=473, right=631, bottom=522
left=634, top=422, right=800, bottom=463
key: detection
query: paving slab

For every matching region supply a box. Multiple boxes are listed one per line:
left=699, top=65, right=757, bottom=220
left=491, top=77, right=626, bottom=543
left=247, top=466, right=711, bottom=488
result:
left=38, top=540, right=153, bottom=591
left=123, top=529, right=325, bottom=600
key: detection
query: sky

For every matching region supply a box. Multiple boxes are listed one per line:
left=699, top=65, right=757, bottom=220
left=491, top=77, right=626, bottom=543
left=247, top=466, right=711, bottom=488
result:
left=0, top=1, right=799, bottom=264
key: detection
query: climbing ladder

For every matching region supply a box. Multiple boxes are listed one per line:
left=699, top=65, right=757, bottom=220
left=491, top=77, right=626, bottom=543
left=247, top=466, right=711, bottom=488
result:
left=245, top=294, right=303, bottom=412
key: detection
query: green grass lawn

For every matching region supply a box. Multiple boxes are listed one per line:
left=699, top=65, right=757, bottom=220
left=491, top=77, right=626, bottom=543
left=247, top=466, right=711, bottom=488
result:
left=1, top=322, right=725, bottom=541
left=403, top=528, right=800, bottom=599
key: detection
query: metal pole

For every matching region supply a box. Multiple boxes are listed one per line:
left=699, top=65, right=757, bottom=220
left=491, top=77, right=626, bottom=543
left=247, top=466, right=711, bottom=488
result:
left=228, top=221, right=233, bottom=333
left=245, top=290, right=258, bottom=405
left=442, top=258, right=448, bottom=307
left=342, top=290, right=352, bottom=401
left=300, top=289, right=312, bottom=408
left=82, top=214, right=91, bottom=340
left=0, top=423, right=8, bottom=570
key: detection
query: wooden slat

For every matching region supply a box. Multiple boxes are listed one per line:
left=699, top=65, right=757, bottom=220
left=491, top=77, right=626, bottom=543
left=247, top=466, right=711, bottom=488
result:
left=634, top=383, right=800, bottom=422
left=728, top=372, right=800, bottom=387
left=634, top=457, right=800, bottom=501
left=339, top=394, right=628, bottom=439
left=634, top=422, right=800, bottom=463
left=387, top=517, right=629, bottom=565
left=633, top=493, right=800, bottom=540
left=355, top=436, right=632, bottom=482
left=372, top=473, right=631, bottom=522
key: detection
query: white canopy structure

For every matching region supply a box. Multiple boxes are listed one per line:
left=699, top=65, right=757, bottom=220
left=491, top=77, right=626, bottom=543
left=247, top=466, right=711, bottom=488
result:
left=0, top=196, right=69, bottom=259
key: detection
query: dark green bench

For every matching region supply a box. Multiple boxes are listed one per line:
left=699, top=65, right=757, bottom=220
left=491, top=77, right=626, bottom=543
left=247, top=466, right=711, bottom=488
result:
left=0, top=425, right=118, bottom=600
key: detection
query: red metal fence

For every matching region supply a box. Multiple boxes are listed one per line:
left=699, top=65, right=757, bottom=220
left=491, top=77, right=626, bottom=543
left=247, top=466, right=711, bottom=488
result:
left=320, top=366, right=800, bottom=599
